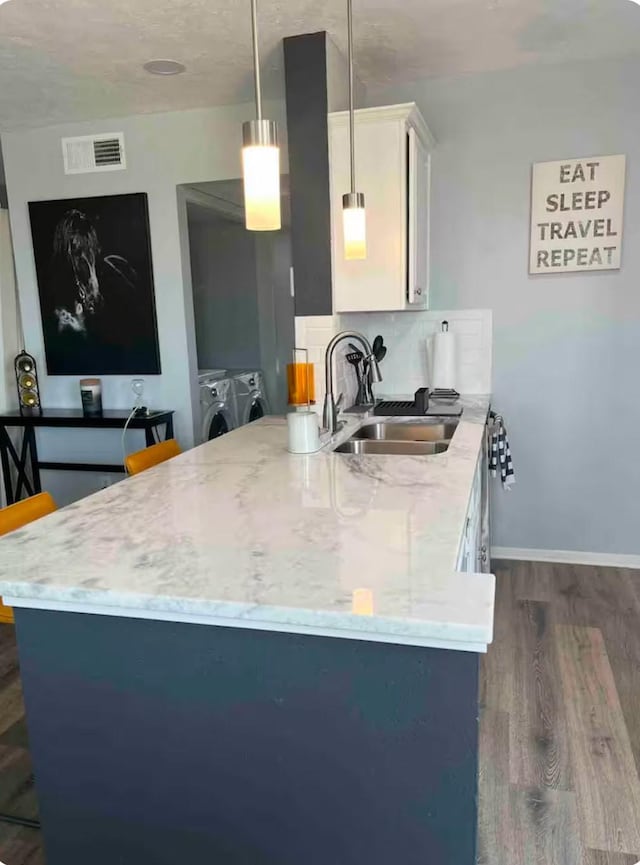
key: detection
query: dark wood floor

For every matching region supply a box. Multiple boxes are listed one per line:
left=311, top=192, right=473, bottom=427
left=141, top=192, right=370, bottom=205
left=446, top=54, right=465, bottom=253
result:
left=1, top=560, right=640, bottom=865
left=0, top=622, right=43, bottom=865
left=479, top=560, right=640, bottom=865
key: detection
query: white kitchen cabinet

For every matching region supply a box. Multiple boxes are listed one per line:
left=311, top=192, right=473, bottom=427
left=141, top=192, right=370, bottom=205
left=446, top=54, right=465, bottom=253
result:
left=329, top=103, right=434, bottom=313
left=457, top=440, right=491, bottom=574
left=458, top=458, right=482, bottom=574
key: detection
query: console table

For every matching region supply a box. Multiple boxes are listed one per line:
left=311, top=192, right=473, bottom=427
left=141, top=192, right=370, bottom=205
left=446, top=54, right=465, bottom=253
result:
left=0, top=409, right=175, bottom=505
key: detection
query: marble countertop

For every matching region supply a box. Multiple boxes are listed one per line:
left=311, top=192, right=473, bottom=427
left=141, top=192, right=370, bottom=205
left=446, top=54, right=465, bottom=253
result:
left=0, top=396, right=495, bottom=653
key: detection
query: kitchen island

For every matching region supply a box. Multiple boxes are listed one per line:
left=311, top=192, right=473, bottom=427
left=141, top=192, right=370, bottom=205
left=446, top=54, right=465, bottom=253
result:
left=0, top=398, right=494, bottom=865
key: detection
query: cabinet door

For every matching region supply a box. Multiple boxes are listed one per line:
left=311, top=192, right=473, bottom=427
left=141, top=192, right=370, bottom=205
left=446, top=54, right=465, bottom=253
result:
left=407, top=127, right=430, bottom=307
left=459, top=518, right=473, bottom=574
left=457, top=456, right=483, bottom=574
left=480, top=425, right=491, bottom=573
left=471, top=511, right=483, bottom=573
left=330, top=116, right=407, bottom=312
left=470, top=458, right=483, bottom=572
left=465, top=512, right=481, bottom=574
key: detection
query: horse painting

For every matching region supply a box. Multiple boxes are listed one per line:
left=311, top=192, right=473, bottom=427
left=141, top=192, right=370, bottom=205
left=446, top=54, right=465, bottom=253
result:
left=29, top=193, right=160, bottom=375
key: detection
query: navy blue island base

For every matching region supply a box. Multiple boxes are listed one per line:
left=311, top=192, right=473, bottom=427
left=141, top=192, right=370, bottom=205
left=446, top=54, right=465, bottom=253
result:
left=15, top=608, right=479, bottom=865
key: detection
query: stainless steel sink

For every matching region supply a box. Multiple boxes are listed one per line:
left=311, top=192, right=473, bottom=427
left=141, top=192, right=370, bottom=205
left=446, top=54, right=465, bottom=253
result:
left=333, top=419, right=458, bottom=456
left=351, top=422, right=459, bottom=443
left=334, top=440, right=450, bottom=456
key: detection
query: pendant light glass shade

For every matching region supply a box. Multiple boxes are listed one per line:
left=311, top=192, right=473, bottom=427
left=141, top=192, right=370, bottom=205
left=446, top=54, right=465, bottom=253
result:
left=342, top=192, right=366, bottom=260
left=343, top=0, right=366, bottom=260
left=242, top=0, right=281, bottom=232
left=242, top=119, right=281, bottom=231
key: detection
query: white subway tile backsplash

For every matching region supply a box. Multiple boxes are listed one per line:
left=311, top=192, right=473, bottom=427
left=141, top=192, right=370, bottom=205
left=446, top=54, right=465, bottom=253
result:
left=294, top=315, right=356, bottom=416
left=340, top=309, right=492, bottom=395
left=294, top=309, right=492, bottom=413
left=457, top=334, right=482, bottom=351
left=295, top=315, right=336, bottom=347
left=445, top=319, right=482, bottom=336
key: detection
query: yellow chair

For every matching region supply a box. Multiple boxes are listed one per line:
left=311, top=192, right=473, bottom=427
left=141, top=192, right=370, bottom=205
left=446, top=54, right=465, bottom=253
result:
left=0, top=492, right=58, bottom=624
left=125, top=439, right=182, bottom=476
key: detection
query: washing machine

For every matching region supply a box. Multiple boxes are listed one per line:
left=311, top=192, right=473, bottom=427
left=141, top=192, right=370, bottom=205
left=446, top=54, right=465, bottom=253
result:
left=198, top=370, right=238, bottom=443
left=198, top=369, right=227, bottom=384
left=232, top=370, right=271, bottom=426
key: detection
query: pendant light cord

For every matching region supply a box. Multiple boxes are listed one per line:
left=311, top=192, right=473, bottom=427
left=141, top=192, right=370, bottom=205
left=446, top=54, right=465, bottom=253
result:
left=347, top=0, right=356, bottom=195
left=250, top=0, right=262, bottom=122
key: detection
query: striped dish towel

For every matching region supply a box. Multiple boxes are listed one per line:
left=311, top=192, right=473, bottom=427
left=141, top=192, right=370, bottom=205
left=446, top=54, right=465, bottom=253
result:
left=488, top=414, right=515, bottom=490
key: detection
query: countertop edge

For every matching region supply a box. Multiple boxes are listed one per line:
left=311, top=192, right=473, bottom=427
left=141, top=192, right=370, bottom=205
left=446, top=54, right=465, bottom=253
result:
left=3, top=570, right=495, bottom=654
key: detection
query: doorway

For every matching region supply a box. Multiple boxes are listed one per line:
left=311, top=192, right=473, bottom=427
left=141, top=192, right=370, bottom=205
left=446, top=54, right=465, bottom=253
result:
left=180, top=178, right=294, bottom=425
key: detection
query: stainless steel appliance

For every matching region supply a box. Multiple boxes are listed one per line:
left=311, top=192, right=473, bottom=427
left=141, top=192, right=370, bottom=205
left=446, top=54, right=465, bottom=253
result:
left=198, top=370, right=238, bottom=443
left=232, top=370, right=270, bottom=426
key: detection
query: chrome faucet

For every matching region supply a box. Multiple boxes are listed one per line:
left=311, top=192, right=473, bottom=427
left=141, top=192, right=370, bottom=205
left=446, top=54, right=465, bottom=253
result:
left=323, top=331, right=383, bottom=434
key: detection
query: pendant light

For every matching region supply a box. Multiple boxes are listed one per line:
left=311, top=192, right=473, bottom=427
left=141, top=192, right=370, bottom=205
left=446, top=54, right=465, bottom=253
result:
left=342, top=0, right=366, bottom=260
left=242, top=0, right=281, bottom=231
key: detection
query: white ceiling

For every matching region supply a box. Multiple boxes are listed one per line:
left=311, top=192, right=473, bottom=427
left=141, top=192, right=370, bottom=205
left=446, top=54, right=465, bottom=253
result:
left=0, top=0, right=639, bottom=130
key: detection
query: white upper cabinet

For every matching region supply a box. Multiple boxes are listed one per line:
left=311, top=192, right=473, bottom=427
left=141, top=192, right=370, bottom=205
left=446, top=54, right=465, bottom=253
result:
left=329, top=103, right=435, bottom=313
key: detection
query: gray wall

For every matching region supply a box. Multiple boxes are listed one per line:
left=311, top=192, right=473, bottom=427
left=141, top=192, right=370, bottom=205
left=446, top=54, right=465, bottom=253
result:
left=0, top=210, right=18, bottom=408
left=368, top=57, right=640, bottom=555
left=188, top=205, right=261, bottom=371
left=0, top=211, right=18, bottom=507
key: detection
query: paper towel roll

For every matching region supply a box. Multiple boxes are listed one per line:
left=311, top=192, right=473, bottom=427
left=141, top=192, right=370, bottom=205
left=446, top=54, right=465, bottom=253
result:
left=431, top=328, right=458, bottom=390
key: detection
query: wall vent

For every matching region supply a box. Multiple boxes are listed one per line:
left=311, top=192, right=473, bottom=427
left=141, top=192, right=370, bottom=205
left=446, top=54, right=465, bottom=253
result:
left=62, top=133, right=126, bottom=174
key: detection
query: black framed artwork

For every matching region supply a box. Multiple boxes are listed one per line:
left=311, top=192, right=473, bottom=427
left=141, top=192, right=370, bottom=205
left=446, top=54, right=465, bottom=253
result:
left=28, top=192, right=161, bottom=375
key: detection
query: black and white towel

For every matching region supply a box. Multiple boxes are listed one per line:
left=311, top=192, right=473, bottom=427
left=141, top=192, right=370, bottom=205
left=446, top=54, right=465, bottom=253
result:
left=488, top=414, right=515, bottom=490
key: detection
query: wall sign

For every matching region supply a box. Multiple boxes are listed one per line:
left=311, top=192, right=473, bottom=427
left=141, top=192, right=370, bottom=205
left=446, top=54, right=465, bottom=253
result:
left=529, top=154, right=626, bottom=275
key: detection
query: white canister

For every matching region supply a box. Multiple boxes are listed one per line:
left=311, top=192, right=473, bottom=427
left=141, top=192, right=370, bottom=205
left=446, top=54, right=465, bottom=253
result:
left=287, top=411, right=321, bottom=454
left=80, top=378, right=103, bottom=416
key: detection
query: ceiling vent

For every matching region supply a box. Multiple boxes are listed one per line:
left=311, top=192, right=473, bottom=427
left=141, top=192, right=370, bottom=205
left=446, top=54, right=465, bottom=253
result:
left=61, top=133, right=126, bottom=174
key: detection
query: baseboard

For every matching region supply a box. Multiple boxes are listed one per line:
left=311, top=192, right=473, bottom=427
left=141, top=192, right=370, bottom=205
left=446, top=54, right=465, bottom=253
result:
left=491, top=547, right=640, bottom=570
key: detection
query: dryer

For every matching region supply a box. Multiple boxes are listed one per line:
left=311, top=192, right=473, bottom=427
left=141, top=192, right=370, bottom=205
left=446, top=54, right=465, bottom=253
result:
left=198, top=371, right=238, bottom=443
left=232, top=370, right=270, bottom=426
left=198, top=369, right=227, bottom=384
